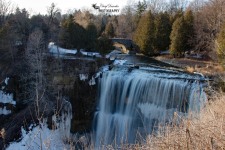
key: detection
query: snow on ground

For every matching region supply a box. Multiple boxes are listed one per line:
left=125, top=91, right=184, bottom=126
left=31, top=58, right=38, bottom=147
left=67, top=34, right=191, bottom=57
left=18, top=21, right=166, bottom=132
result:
left=7, top=100, right=72, bottom=150
left=7, top=122, right=70, bottom=150
left=0, top=91, right=16, bottom=105
left=4, top=77, right=9, bottom=85
left=0, top=106, right=11, bottom=115
left=80, top=49, right=102, bottom=58
left=0, top=77, right=15, bottom=115
left=79, top=74, right=88, bottom=81
left=48, top=42, right=77, bottom=55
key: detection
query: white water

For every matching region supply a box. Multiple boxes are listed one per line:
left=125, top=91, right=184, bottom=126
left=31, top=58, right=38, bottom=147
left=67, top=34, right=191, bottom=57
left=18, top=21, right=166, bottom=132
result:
left=93, top=66, right=206, bottom=147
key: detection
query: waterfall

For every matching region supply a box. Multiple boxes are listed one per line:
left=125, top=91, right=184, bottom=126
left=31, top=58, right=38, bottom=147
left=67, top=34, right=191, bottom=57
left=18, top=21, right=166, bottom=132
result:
left=93, top=66, right=207, bottom=147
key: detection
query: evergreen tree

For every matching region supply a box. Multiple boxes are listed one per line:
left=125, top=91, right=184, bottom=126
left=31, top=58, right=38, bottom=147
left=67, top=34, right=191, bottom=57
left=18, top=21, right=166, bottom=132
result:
left=216, top=22, right=225, bottom=66
left=154, top=12, right=172, bottom=52
left=95, top=36, right=113, bottom=54
left=60, top=15, right=86, bottom=49
left=183, top=9, right=194, bottom=52
left=30, top=15, right=49, bottom=40
left=134, top=11, right=155, bottom=55
left=135, top=0, right=147, bottom=24
left=169, top=16, right=186, bottom=57
left=137, top=0, right=147, bottom=16
left=169, top=10, right=194, bottom=57
left=85, top=23, right=98, bottom=50
left=170, top=10, right=183, bottom=26
left=104, top=22, right=114, bottom=38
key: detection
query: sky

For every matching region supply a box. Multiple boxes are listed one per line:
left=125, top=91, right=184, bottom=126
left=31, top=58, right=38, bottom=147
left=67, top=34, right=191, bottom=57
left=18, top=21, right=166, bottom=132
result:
left=10, top=0, right=130, bottom=15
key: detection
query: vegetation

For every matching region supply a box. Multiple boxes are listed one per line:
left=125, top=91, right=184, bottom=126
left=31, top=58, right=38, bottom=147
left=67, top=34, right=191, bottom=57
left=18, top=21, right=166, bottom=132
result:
left=169, top=10, right=194, bottom=57
left=132, top=92, right=225, bottom=149
left=134, top=10, right=155, bottom=55
left=216, top=22, right=225, bottom=67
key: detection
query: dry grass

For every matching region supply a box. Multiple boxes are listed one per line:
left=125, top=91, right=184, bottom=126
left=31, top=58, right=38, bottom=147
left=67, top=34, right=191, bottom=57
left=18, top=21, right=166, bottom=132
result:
left=138, top=92, right=225, bottom=150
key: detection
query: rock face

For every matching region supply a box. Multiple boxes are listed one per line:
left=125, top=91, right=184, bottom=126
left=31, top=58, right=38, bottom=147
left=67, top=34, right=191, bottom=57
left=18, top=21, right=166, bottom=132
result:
left=70, top=79, right=98, bottom=133
left=45, top=57, right=109, bottom=133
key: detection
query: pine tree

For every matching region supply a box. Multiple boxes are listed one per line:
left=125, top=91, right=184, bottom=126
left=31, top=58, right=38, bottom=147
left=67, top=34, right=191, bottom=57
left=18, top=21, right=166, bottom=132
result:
left=134, top=0, right=147, bottom=28
left=60, top=15, right=86, bottom=49
left=183, top=9, right=194, bottom=52
left=154, top=12, right=172, bottom=52
left=95, top=36, right=113, bottom=54
left=85, top=23, right=98, bottom=50
left=134, top=11, right=155, bottom=55
left=169, top=16, right=186, bottom=57
left=136, top=0, right=147, bottom=20
left=169, top=10, right=195, bottom=57
left=216, top=22, right=225, bottom=66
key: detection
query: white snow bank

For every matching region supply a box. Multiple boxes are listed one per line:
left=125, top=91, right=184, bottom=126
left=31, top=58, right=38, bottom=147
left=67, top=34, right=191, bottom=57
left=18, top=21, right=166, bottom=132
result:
left=0, top=106, right=11, bottom=115
left=7, top=122, right=70, bottom=150
left=0, top=91, right=16, bottom=105
left=48, top=42, right=77, bottom=55
left=4, top=77, right=9, bottom=85
left=80, top=49, right=102, bottom=57
left=79, top=74, right=88, bottom=81
left=7, top=100, right=72, bottom=150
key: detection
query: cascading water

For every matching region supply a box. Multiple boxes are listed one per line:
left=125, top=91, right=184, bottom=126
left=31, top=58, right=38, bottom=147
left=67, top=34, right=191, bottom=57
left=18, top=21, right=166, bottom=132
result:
left=93, top=65, right=207, bottom=147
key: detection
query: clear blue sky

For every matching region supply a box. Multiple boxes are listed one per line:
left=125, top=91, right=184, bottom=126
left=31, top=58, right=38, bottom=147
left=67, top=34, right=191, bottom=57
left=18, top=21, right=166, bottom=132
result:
left=10, top=0, right=130, bottom=14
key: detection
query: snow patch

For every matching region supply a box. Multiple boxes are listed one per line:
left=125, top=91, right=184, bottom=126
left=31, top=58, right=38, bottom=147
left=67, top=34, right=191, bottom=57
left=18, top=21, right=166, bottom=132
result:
left=7, top=100, right=72, bottom=150
left=7, top=122, right=70, bottom=150
left=0, top=106, right=11, bottom=115
left=89, top=77, right=96, bottom=86
left=0, top=91, right=16, bottom=105
left=80, top=49, right=102, bottom=57
left=79, top=74, right=88, bottom=81
left=4, top=77, right=9, bottom=85
left=48, top=42, right=77, bottom=55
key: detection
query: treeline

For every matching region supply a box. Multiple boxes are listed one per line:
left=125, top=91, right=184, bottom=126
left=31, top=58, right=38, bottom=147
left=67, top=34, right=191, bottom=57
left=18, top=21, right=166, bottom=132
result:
left=0, top=0, right=225, bottom=61
left=59, top=0, right=225, bottom=61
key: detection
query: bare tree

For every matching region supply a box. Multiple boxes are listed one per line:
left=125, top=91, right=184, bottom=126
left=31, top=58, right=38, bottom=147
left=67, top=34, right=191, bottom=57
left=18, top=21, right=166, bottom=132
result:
left=0, top=0, right=13, bottom=26
left=47, top=3, right=61, bottom=26
left=24, top=29, right=47, bottom=107
left=147, top=0, right=168, bottom=13
left=168, top=0, right=188, bottom=13
left=189, top=0, right=225, bottom=55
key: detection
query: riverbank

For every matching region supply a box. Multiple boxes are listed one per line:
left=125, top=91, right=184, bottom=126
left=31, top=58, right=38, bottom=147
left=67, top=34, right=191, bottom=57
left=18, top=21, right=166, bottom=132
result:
left=155, top=56, right=224, bottom=76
